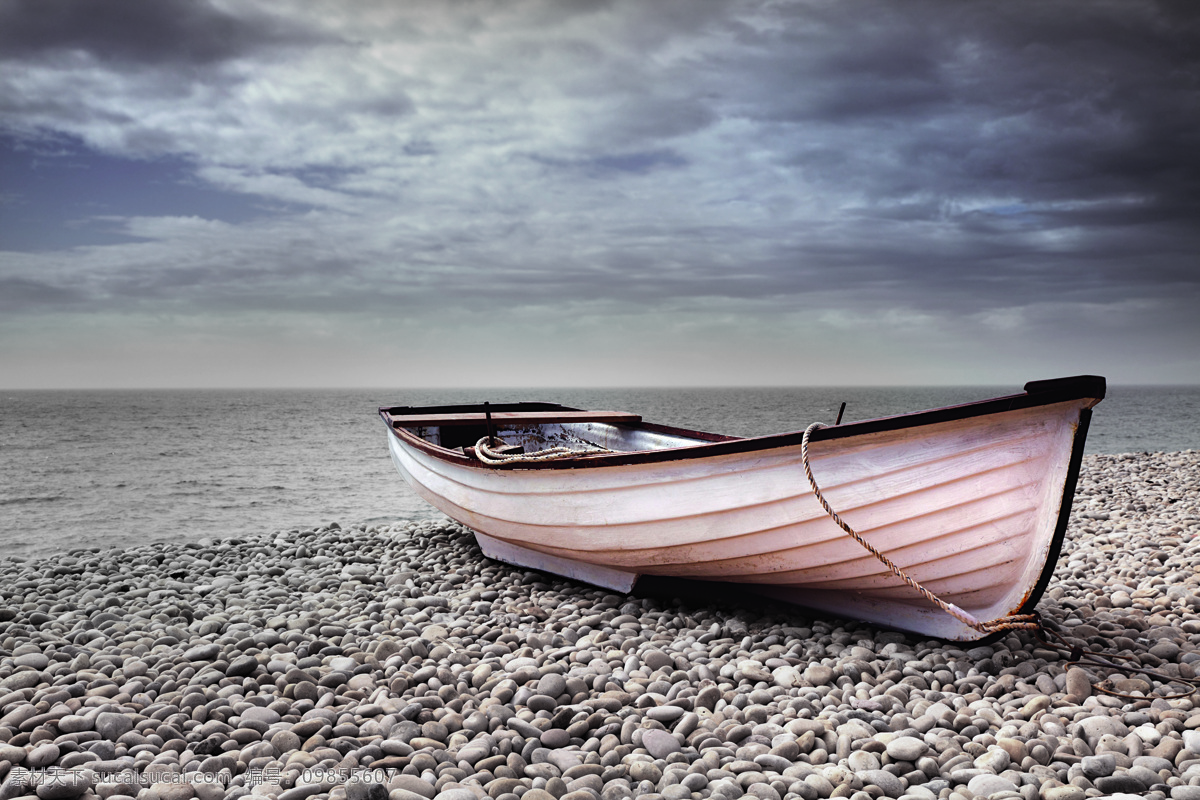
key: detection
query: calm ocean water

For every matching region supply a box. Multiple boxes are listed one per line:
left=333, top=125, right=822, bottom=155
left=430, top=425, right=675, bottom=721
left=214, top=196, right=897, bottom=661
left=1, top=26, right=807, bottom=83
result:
left=2, top=385, right=1197, bottom=558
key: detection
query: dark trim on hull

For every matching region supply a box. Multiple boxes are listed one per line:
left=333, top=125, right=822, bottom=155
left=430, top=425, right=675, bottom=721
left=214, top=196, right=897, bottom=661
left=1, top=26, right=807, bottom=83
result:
left=380, top=376, right=1105, bottom=471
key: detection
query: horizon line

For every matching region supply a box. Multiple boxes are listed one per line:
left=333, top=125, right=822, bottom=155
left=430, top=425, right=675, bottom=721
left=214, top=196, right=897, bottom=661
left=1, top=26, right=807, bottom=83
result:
left=5, top=380, right=1196, bottom=392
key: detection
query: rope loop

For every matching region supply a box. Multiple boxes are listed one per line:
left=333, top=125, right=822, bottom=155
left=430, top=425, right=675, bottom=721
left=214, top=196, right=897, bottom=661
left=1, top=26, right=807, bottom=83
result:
left=800, top=422, right=1039, bottom=635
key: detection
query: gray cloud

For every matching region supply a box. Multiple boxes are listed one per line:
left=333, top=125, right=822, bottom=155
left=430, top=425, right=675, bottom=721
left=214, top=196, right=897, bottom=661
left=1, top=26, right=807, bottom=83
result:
left=0, top=277, right=87, bottom=311
left=0, top=0, right=328, bottom=67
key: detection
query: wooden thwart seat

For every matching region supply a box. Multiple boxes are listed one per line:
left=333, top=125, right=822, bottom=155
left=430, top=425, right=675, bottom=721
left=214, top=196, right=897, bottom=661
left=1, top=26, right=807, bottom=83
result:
left=390, top=410, right=641, bottom=427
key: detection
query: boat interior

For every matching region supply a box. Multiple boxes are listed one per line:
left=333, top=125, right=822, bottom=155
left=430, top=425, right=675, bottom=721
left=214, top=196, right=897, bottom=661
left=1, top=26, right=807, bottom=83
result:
left=383, top=403, right=715, bottom=455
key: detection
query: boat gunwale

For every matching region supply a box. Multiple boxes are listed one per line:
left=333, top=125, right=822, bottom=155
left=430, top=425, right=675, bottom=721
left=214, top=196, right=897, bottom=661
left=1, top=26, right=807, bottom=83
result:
left=379, top=375, right=1105, bottom=472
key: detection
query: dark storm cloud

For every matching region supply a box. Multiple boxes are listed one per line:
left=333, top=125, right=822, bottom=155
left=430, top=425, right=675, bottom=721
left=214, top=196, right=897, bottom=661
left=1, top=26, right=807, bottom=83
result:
left=716, top=1, right=1200, bottom=208
left=531, top=149, right=688, bottom=178
left=0, top=0, right=328, bottom=67
left=665, top=0, right=1200, bottom=316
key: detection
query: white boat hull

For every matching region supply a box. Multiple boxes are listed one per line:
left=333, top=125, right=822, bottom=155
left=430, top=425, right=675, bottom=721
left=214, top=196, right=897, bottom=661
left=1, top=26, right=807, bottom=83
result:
left=383, top=385, right=1099, bottom=641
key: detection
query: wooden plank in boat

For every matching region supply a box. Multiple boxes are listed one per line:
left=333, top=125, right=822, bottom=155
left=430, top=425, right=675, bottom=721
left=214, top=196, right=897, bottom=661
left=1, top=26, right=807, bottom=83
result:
left=391, top=410, right=642, bottom=427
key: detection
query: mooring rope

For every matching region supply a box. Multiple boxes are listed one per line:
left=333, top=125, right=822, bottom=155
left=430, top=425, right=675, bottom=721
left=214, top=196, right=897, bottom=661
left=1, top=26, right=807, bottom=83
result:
left=1036, top=621, right=1200, bottom=699
left=800, top=422, right=1040, bottom=634
left=474, top=436, right=611, bottom=465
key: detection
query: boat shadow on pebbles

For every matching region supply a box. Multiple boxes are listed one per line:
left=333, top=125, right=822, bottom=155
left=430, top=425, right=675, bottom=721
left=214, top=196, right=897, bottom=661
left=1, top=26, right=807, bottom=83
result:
left=0, top=449, right=1196, bottom=800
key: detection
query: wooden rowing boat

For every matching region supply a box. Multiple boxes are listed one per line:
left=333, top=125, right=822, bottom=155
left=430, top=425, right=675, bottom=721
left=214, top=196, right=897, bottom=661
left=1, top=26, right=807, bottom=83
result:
left=379, top=376, right=1104, bottom=641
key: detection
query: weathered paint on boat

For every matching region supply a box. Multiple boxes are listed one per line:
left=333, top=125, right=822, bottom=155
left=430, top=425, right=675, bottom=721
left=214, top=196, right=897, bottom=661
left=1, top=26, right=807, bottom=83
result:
left=380, top=377, right=1103, bottom=641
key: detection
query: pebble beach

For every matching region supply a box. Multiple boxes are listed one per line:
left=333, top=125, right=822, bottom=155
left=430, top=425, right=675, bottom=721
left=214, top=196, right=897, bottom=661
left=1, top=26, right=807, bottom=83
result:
left=2, top=451, right=1199, bottom=800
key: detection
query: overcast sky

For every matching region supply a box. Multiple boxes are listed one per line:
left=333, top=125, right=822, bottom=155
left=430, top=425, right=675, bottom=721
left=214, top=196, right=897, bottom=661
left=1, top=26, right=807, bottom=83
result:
left=1, top=0, right=1197, bottom=388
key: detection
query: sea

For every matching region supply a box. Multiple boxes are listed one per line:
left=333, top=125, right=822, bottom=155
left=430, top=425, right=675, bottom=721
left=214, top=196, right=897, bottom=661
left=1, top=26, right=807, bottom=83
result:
left=2, top=385, right=1197, bottom=559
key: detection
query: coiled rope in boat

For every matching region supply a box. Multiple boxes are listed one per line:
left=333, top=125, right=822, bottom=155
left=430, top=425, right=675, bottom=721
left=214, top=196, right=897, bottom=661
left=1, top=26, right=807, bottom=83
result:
left=474, top=436, right=611, bottom=465
left=800, top=422, right=1040, bottom=634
